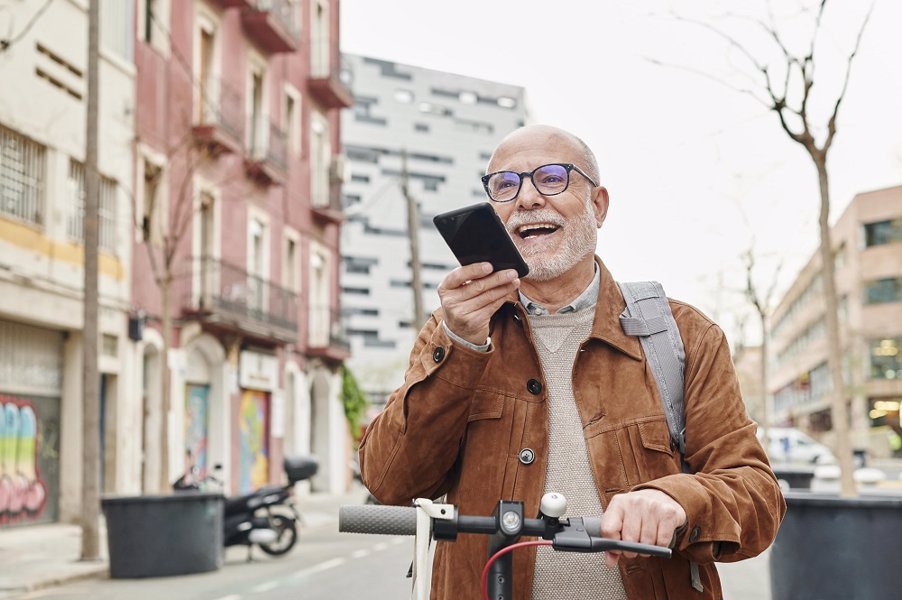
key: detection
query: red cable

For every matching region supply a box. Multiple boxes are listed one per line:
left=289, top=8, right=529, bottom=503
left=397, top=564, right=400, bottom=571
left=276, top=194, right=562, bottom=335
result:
left=480, top=540, right=552, bottom=600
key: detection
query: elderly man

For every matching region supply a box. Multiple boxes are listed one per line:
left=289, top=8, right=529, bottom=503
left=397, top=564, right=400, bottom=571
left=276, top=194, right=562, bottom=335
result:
left=359, top=124, right=785, bottom=600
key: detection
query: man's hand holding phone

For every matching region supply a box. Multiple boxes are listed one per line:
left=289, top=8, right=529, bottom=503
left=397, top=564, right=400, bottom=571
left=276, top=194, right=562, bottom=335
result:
left=437, top=262, right=520, bottom=346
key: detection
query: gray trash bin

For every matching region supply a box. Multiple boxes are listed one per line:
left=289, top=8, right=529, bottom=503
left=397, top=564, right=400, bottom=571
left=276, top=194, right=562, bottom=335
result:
left=101, top=492, right=224, bottom=578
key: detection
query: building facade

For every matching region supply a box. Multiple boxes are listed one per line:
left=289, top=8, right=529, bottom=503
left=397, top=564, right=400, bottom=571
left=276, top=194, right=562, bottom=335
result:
left=132, top=0, right=352, bottom=496
left=769, top=185, right=902, bottom=458
left=339, top=55, right=527, bottom=401
left=0, top=0, right=137, bottom=527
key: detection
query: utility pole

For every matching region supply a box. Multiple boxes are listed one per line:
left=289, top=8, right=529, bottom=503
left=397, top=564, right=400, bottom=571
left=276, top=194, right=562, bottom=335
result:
left=400, top=149, right=425, bottom=330
left=81, top=0, right=101, bottom=561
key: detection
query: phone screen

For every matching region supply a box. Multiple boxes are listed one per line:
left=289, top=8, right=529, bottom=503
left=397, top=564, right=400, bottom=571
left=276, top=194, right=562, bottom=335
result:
left=433, top=203, right=529, bottom=278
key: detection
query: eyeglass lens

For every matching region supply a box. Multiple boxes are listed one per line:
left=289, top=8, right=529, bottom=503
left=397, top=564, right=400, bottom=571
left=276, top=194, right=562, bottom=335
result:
left=487, top=164, right=569, bottom=202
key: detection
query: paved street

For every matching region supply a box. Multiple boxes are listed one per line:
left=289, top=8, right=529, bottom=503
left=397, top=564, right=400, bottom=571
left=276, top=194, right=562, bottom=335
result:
left=11, top=517, right=769, bottom=600
left=15, top=524, right=414, bottom=600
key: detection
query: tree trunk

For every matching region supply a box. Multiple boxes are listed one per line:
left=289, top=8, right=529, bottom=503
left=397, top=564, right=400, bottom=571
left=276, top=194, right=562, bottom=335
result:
left=814, top=155, right=856, bottom=497
left=158, top=274, right=173, bottom=492
left=80, top=0, right=101, bottom=562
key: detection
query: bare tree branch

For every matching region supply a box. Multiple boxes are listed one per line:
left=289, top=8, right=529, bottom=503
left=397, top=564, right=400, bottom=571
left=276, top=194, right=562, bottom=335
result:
left=642, top=56, right=771, bottom=108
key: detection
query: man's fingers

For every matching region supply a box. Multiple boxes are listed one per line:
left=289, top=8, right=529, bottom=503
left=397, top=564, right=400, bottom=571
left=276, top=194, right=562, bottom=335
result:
left=440, top=262, right=493, bottom=290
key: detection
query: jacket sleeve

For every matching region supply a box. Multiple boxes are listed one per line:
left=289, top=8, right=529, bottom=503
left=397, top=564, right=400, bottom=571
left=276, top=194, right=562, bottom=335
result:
left=634, top=320, right=786, bottom=563
left=357, top=311, right=493, bottom=505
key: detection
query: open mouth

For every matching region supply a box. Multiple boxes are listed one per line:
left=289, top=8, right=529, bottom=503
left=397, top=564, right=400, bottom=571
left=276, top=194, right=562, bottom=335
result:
left=517, top=223, right=561, bottom=239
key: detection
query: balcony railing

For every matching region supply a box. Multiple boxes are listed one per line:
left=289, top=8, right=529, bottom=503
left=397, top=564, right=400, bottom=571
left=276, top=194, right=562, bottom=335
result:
left=186, top=256, right=298, bottom=342
left=245, top=121, right=287, bottom=185
left=308, top=306, right=350, bottom=361
left=307, top=39, right=353, bottom=108
left=241, top=0, right=300, bottom=54
left=193, top=77, right=243, bottom=154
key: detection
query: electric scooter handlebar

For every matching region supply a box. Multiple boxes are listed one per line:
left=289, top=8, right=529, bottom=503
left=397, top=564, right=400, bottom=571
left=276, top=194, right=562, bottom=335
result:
left=338, top=503, right=671, bottom=558
left=339, top=504, right=418, bottom=536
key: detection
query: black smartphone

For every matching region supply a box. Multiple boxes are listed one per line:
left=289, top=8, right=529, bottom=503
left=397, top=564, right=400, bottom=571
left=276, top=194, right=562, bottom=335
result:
left=432, top=202, right=529, bottom=278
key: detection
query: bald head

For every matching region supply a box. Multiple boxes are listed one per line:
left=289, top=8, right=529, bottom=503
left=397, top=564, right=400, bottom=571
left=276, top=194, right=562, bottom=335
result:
left=488, top=125, right=600, bottom=184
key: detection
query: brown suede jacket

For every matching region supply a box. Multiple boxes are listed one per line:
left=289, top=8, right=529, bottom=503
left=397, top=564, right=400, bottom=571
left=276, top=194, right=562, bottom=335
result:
left=359, top=259, right=786, bottom=600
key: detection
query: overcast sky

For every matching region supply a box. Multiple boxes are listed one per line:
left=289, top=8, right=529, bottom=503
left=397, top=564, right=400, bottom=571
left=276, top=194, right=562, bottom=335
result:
left=340, top=0, right=902, bottom=344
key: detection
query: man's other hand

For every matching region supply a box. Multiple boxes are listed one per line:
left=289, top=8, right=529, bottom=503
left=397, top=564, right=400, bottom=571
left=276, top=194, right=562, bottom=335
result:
left=437, top=263, right=520, bottom=345
left=600, top=489, right=687, bottom=568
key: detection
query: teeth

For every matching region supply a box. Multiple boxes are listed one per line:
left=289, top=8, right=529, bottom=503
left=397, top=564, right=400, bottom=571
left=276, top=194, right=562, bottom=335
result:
left=517, top=223, right=559, bottom=234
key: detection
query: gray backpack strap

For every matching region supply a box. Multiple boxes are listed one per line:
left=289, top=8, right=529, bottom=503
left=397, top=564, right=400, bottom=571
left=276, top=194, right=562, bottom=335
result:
left=618, top=281, right=688, bottom=471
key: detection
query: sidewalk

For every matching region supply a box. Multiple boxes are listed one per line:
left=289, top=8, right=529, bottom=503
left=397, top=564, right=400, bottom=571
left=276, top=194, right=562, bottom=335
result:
left=0, top=487, right=365, bottom=599
left=0, top=483, right=774, bottom=599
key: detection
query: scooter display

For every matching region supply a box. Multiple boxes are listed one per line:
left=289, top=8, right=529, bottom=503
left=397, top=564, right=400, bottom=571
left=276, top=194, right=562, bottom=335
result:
left=173, top=455, right=318, bottom=559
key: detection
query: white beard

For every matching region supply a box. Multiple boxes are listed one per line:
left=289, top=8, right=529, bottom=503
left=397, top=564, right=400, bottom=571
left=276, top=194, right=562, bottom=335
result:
left=508, top=200, right=597, bottom=282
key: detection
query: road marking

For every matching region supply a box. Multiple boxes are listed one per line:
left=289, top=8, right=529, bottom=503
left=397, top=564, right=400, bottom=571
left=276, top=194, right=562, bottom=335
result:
left=390, top=537, right=406, bottom=545
left=212, top=595, right=242, bottom=600
left=290, top=556, right=347, bottom=579
left=373, top=542, right=389, bottom=551
left=351, top=548, right=371, bottom=559
left=251, top=581, right=279, bottom=593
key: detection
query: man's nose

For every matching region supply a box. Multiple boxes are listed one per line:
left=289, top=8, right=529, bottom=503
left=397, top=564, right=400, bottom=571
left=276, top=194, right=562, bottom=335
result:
left=516, top=176, right=546, bottom=209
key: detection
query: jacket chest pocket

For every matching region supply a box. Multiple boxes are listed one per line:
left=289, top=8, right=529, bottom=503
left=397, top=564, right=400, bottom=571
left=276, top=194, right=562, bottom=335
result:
left=587, top=416, right=680, bottom=494
left=454, top=391, right=510, bottom=509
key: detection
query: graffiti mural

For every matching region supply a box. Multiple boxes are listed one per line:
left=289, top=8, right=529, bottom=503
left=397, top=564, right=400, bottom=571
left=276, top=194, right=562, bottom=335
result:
left=0, top=396, right=48, bottom=524
left=238, top=390, right=269, bottom=494
left=185, top=384, right=210, bottom=478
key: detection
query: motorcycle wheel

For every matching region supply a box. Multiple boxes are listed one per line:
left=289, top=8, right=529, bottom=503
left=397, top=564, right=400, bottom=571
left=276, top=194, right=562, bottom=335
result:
left=258, top=515, right=297, bottom=556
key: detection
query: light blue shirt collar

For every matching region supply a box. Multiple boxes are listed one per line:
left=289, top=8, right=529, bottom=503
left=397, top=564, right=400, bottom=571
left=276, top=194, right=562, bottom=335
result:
left=519, top=265, right=600, bottom=316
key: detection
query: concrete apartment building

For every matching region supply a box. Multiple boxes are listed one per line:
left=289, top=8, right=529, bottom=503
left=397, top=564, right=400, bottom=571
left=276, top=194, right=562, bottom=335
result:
left=338, top=55, right=527, bottom=401
left=0, top=0, right=136, bottom=527
left=769, top=185, right=902, bottom=458
left=133, top=0, right=352, bottom=497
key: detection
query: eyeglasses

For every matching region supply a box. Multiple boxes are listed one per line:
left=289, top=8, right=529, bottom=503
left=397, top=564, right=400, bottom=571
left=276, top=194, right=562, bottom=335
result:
left=481, top=163, right=599, bottom=203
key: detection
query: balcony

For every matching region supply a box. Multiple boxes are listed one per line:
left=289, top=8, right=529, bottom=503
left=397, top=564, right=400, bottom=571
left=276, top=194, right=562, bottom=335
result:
left=307, top=307, right=350, bottom=362
left=192, top=77, right=243, bottom=156
left=184, top=257, right=298, bottom=343
left=241, top=0, right=300, bottom=54
left=307, top=42, right=353, bottom=109
left=245, top=121, right=287, bottom=186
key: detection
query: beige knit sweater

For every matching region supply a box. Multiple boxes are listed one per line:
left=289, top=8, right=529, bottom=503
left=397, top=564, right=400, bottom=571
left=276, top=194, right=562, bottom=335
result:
left=528, top=308, right=628, bottom=600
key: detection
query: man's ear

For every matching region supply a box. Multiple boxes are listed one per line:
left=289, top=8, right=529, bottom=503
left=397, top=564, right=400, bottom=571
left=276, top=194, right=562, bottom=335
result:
left=593, top=186, right=610, bottom=227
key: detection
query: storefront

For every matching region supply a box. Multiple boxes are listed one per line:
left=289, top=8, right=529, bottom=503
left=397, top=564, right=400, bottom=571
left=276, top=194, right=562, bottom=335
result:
left=0, top=319, right=63, bottom=528
left=237, top=349, right=279, bottom=494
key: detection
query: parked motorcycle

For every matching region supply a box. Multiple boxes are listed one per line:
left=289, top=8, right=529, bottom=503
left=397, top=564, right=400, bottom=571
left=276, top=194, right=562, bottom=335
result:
left=173, top=455, right=318, bottom=559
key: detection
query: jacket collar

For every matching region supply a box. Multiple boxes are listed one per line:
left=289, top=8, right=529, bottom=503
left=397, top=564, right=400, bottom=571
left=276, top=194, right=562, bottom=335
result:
left=504, top=256, right=643, bottom=361
left=589, top=257, right=644, bottom=360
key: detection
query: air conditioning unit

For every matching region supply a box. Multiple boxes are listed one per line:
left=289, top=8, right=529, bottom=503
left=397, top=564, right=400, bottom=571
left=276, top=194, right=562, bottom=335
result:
left=329, top=154, right=349, bottom=183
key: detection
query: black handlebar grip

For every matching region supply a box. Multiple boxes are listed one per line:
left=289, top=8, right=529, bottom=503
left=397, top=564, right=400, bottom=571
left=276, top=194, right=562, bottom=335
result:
left=582, top=517, right=672, bottom=558
left=339, top=505, right=418, bottom=536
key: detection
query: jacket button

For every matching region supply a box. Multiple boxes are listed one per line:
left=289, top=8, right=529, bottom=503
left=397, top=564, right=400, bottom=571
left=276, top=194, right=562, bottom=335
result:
left=689, top=526, right=700, bottom=543
left=518, top=448, right=535, bottom=464
left=526, top=379, right=542, bottom=395
left=432, top=347, right=445, bottom=362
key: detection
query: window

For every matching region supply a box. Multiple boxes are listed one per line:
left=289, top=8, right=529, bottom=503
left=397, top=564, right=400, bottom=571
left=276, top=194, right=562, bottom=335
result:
left=283, top=232, right=300, bottom=293
left=865, top=277, right=902, bottom=304
left=196, top=23, right=216, bottom=124
left=309, top=242, right=332, bottom=347
left=310, top=112, right=330, bottom=207
left=870, top=337, right=902, bottom=380
left=310, top=0, right=330, bottom=77
left=67, top=160, right=117, bottom=252
left=283, top=88, right=301, bottom=157
left=102, top=0, right=134, bottom=61
left=864, top=219, right=902, bottom=247
left=0, top=124, right=45, bottom=226
left=139, top=0, right=170, bottom=55
left=414, top=123, right=429, bottom=133
left=246, top=56, right=267, bottom=158
left=141, top=159, right=164, bottom=244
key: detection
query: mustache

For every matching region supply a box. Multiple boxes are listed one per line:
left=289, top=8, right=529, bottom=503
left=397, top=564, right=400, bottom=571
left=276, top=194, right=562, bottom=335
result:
left=505, top=209, right=566, bottom=236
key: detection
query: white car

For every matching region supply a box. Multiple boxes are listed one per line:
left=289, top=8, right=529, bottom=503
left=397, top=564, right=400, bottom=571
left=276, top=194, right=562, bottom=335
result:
left=757, top=427, right=837, bottom=465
